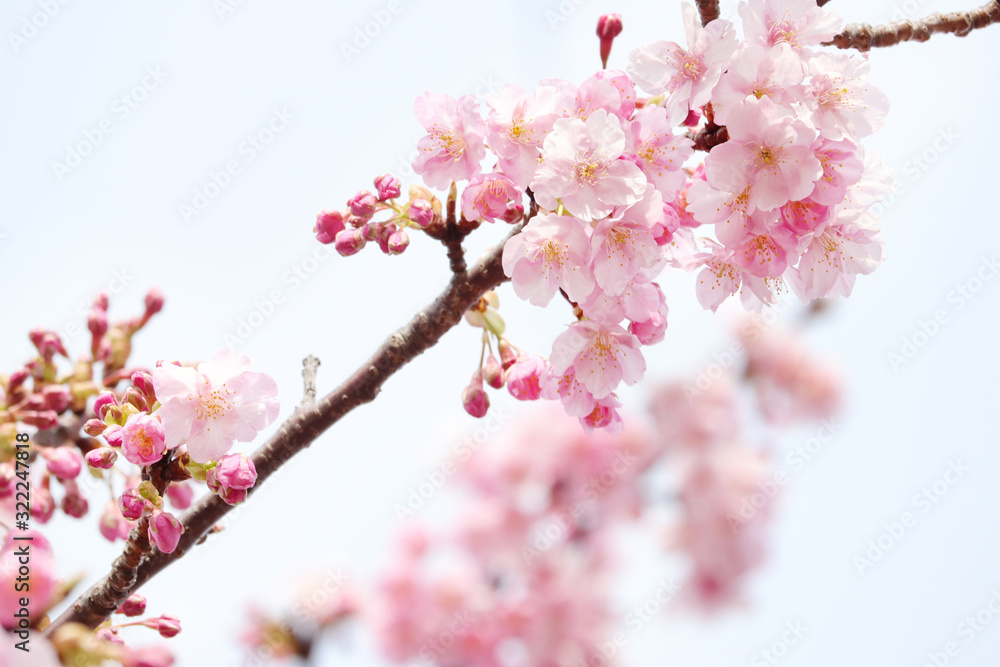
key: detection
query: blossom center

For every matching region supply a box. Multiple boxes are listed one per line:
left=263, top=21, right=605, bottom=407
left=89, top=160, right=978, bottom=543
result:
left=196, top=384, right=234, bottom=423
left=574, top=155, right=606, bottom=185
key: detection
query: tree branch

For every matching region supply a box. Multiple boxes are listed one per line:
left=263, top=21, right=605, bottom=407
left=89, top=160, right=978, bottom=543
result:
left=696, top=0, right=720, bottom=26
left=827, top=0, right=1000, bottom=50
left=45, top=221, right=527, bottom=636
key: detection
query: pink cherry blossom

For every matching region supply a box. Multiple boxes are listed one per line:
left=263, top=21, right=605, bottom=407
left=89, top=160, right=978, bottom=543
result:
left=412, top=92, right=486, bottom=189
left=119, top=413, right=167, bottom=466
left=711, top=43, right=804, bottom=124
left=808, top=138, right=864, bottom=206
left=589, top=189, right=665, bottom=296
left=581, top=274, right=663, bottom=326
left=152, top=349, right=280, bottom=464
left=805, top=53, right=889, bottom=141
left=629, top=284, right=670, bottom=344
left=703, top=96, right=821, bottom=213
left=627, top=105, right=693, bottom=199
left=531, top=109, right=647, bottom=220
left=485, top=84, right=566, bottom=188
left=41, top=446, right=82, bottom=480
left=740, top=0, right=842, bottom=51
left=549, top=321, right=645, bottom=399
left=627, top=3, right=737, bottom=120
left=501, top=213, right=595, bottom=306
left=505, top=356, right=547, bottom=401
left=788, top=214, right=885, bottom=300
left=460, top=173, right=522, bottom=222
left=99, top=501, right=132, bottom=542
left=729, top=215, right=799, bottom=278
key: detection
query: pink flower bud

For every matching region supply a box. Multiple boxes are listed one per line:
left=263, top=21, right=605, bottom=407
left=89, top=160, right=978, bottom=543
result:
left=96, top=627, right=125, bottom=645
left=500, top=200, right=524, bottom=224
left=123, top=387, right=149, bottom=412
left=334, top=228, right=366, bottom=256
left=119, top=488, right=151, bottom=521
left=388, top=230, right=409, bottom=255
left=143, top=614, right=182, bottom=638
left=148, top=510, right=183, bottom=554
left=682, top=107, right=702, bottom=127
left=506, top=356, right=547, bottom=401
left=315, top=209, right=349, bottom=245
left=651, top=204, right=681, bottom=246
left=86, top=447, right=118, bottom=469
left=362, top=222, right=382, bottom=242
left=18, top=410, right=59, bottom=429
left=117, top=594, right=147, bottom=617
left=88, top=308, right=109, bottom=339
left=218, top=487, right=248, bottom=505
left=24, top=395, right=47, bottom=411
left=483, top=355, right=504, bottom=389
left=100, top=501, right=131, bottom=542
left=166, top=481, right=194, bottom=510
left=630, top=312, right=668, bottom=345
left=374, top=173, right=401, bottom=201
left=44, top=446, right=82, bottom=480
left=6, top=369, right=29, bottom=397
left=42, top=385, right=70, bottom=413
left=597, top=14, right=623, bottom=68
left=144, top=288, right=165, bottom=317
left=215, top=453, right=257, bottom=489
left=131, top=371, right=156, bottom=404
left=349, top=190, right=377, bottom=220
left=94, top=391, right=119, bottom=420
left=84, top=419, right=108, bottom=436
left=498, top=339, right=518, bottom=370
left=408, top=199, right=434, bottom=228
left=462, top=372, right=490, bottom=418
left=104, top=424, right=124, bottom=447
left=61, top=479, right=89, bottom=518
left=93, top=291, right=110, bottom=311
left=120, top=413, right=166, bottom=466
left=31, top=483, right=55, bottom=523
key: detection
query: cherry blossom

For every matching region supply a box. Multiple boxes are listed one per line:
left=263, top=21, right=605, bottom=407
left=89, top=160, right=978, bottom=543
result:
left=412, top=92, right=487, bottom=189
left=485, top=84, right=566, bottom=188
left=549, top=320, right=646, bottom=399
left=501, top=213, right=595, bottom=306
left=739, top=0, right=843, bottom=52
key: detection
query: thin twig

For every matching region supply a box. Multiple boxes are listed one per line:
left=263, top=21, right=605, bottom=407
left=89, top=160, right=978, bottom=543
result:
left=827, top=0, right=1000, bottom=50
left=44, top=220, right=530, bottom=636
left=301, top=356, right=320, bottom=408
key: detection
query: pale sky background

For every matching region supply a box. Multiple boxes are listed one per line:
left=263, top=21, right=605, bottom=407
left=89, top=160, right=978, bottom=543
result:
left=2, top=0, right=999, bottom=665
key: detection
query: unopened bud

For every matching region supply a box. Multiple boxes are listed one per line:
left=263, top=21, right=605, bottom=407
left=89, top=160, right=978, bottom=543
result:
left=597, top=14, right=623, bottom=69
left=116, top=594, right=147, bottom=617
left=374, top=173, right=402, bottom=201
left=315, top=209, right=348, bottom=245
left=483, top=355, right=504, bottom=389
left=348, top=190, right=377, bottom=220
left=388, top=230, right=409, bottom=255
left=86, top=447, right=118, bottom=470
left=408, top=199, right=434, bottom=228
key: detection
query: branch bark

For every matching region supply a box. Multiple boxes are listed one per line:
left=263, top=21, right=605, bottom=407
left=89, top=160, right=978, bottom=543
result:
left=827, top=0, right=1000, bottom=50
left=45, top=221, right=526, bottom=636
left=696, top=0, right=720, bottom=26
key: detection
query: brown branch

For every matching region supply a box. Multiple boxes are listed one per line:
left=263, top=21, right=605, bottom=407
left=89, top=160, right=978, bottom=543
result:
left=44, top=220, right=528, bottom=636
left=689, top=122, right=729, bottom=152
left=827, top=0, right=1000, bottom=50
left=695, top=0, right=720, bottom=26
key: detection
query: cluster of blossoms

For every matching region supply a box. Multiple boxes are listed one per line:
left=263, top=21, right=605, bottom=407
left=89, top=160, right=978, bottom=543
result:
left=0, top=291, right=280, bottom=663
left=240, top=322, right=840, bottom=664
left=312, top=0, right=888, bottom=434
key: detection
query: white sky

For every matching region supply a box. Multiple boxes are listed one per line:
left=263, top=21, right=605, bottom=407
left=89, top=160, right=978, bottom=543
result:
left=2, top=0, right=1000, bottom=665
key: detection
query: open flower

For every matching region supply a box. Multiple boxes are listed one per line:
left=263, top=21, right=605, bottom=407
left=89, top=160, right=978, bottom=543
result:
left=119, top=413, right=167, bottom=466
left=152, top=349, right=280, bottom=463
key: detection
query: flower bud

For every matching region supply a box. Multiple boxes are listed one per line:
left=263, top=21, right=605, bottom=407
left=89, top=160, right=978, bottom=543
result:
left=315, top=209, right=348, bottom=245
left=117, top=594, right=147, bottom=617
left=212, top=454, right=257, bottom=506
left=43, top=446, right=83, bottom=480
left=152, top=614, right=182, bottom=638
left=682, top=107, right=702, bottom=127
left=61, top=479, right=89, bottom=518
left=18, top=410, right=59, bottom=429
left=83, top=419, right=107, bottom=437
left=99, top=501, right=130, bottom=542
left=483, top=355, right=504, bottom=389
left=93, top=291, right=110, bottom=311
left=6, top=369, right=29, bottom=397
left=388, top=230, right=409, bottom=255
left=144, top=288, right=165, bottom=317
left=86, top=447, right=118, bottom=470
left=166, top=481, right=194, bottom=510
left=148, top=510, right=183, bottom=554
left=123, top=387, right=149, bottom=413
left=131, top=371, right=156, bottom=404
left=597, top=14, right=623, bottom=68
left=374, top=173, right=401, bottom=201
left=118, top=488, right=151, bottom=521
left=506, top=356, right=547, bottom=401
left=41, top=385, right=70, bottom=413
left=408, top=199, right=434, bottom=228
left=500, top=200, right=524, bottom=224
left=123, top=646, right=175, bottom=667
left=96, top=627, right=125, bottom=645
left=104, top=424, right=124, bottom=447
left=461, top=372, right=489, bottom=418
left=31, top=482, right=55, bottom=523
left=348, top=190, right=377, bottom=220
left=88, top=309, right=108, bottom=340
left=94, top=391, right=119, bottom=420
left=361, top=221, right=382, bottom=242
left=334, top=228, right=366, bottom=256
left=498, top=339, right=518, bottom=370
